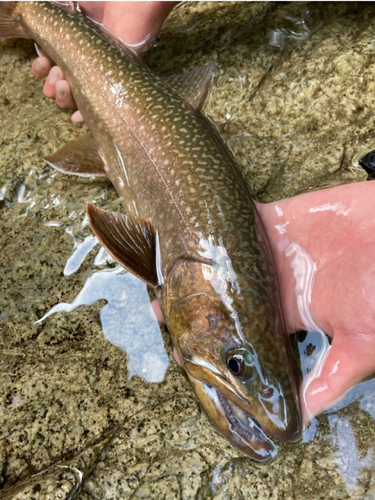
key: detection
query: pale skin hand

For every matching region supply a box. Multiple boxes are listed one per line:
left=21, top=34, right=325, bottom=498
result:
left=154, top=181, right=375, bottom=425
left=258, top=181, right=375, bottom=424
left=31, top=1, right=177, bottom=122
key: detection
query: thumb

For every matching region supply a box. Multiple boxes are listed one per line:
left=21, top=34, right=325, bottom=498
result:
left=301, top=333, right=375, bottom=424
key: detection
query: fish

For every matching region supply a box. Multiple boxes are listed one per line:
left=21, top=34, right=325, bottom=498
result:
left=0, top=1, right=301, bottom=460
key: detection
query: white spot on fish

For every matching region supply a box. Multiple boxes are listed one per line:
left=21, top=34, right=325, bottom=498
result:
left=191, top=357, right=222, bottom=376
left=114, top=144, right=130, bottom=187
left=109, top=82, right=128, bottom=109
left=132, top=200, right=139, bottom=216
left=198, top=236, right=244, bottom=340
left=155, top=231, right=163, bottom=286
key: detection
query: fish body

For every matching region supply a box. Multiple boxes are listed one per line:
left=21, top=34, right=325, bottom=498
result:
left=0, top=1, right=301, bottom=460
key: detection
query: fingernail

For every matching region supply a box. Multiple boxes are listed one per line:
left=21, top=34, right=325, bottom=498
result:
left=48, top=68, right=61, bottom=84
left=56, top=87, right=65, bottom=100
left=34, top=59, right=44, bottom=73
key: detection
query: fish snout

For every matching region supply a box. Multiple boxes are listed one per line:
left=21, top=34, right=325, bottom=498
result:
left=190, top=376, right=278, bottom=461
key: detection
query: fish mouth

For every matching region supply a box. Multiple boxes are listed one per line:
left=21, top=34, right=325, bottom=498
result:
left=205, top=384, right=277, bottom=461
left=186, top=368, right=278, bottom=461
left=183, top=356, right=300, bottom=460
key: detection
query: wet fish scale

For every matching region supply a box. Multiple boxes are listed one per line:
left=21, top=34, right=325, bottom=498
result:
left=1, top=1, right=301, bottom=460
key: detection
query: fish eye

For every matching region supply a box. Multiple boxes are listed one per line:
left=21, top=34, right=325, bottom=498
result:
left=225, top=349, right=254, bottom=377
left=226, top=354, right=244, bottom=376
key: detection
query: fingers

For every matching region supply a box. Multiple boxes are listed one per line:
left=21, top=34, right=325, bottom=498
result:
left=32, top=56, right=53, bottom=78
left=173, top=347, right=182, bottom=367
left=42, top=66, right=62, bottom=98
left=301, top=333, right=375, bottom=424
left=150, top=299, right=165, bottom=324
left=42, top=67, right=77, bottom=109
left=149, top=300, right=183, bottom=368
left=33, top=59, right=78, bottom=110
left=32, top=53, right=76, bottom=109
left=55, top=80, right=77, bottom=109
left=71, top=110, right=85, bottom=123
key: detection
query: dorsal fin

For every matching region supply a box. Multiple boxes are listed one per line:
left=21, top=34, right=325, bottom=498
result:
left=87, top=203, right=161, bottom=288
left=43, top=133, right=107, bottom=177
left=162, top=62, right=216, bottom=110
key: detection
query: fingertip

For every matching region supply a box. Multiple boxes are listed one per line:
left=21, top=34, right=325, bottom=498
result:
left=55, top=80, right=77, bottom=109
left=173, top=347, right=182, bottom=367
left=150, top=299, right=165, bottom=324
left=48, top=66, right=64, bottom=85
left=43, top=79, right=55, bottom=99
left=301, top=336, right=375, bottom=421
left=71, top=110, right=85, bottom=123
left=43, top=66, right=64, bottom=98
left=32, top=56, right=52, bottom=78
left=300, top=377, right=328, bottom=424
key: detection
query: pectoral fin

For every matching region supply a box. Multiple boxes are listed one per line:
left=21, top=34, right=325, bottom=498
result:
left=87, top=203, right=162, bottom=288
left=163, top=62, right=216, bottom=110
left=43, top=133, right=107, bottom=177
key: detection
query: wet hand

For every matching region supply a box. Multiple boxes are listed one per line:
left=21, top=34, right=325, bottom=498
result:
left=31, top=1, right=177, bottom=122
left=258, top=181, right=375, bottom=425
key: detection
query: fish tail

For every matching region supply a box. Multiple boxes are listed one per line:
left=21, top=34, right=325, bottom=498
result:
left=0, top=2, right=28, bottom=38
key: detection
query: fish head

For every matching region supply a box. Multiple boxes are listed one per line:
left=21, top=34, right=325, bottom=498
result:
left=163, top=259, right=301, bottom=461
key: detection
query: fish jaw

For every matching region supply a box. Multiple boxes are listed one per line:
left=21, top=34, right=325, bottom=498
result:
left=182, top=353, right=301, bottom=459
left=187, top=370, right=277, bottom=461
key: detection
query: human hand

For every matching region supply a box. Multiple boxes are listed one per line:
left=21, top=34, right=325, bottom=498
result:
left=31, top=1, right=177, bottom=121
left=258, top=181, right=375, bottom=425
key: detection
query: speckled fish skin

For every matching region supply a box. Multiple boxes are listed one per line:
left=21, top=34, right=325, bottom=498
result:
left=4, top=2, right=301, bottom=460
